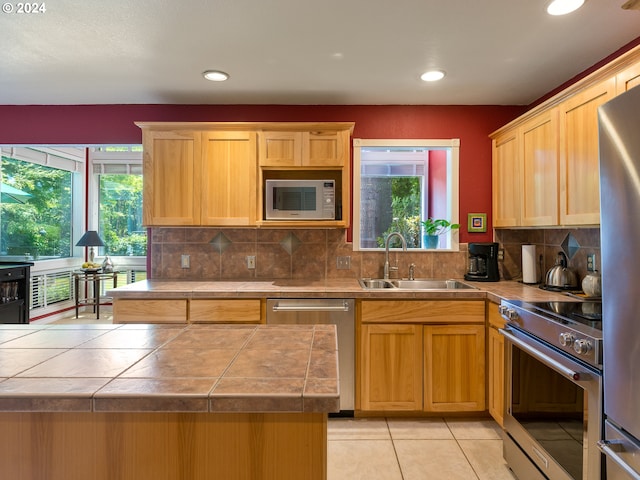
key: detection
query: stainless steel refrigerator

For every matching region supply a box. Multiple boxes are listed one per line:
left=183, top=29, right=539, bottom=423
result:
left=598, top=83, right=640, bottom=479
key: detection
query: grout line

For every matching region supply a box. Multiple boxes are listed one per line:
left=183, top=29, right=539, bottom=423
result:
left=386, top=417, right=406, bottom=480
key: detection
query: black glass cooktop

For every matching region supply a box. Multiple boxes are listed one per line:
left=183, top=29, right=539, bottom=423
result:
left=527, top=300, right=602, bottom=329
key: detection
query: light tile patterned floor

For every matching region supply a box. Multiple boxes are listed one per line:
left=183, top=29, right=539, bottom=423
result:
left=52, top=308, right=516, bottom=480
left=327, top=417, right=516, bottom=480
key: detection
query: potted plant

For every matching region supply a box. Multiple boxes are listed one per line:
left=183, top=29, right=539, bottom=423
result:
left=420, top=218, right=460, bottom=249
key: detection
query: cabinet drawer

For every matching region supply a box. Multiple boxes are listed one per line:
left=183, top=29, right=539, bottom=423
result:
left=190, top=299, right=262, bottom=323
left=361, top=300, right=484, bottom=324
left=113, top=299, right=188, bottom=323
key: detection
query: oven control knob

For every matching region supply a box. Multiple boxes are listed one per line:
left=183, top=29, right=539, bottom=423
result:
left=573, top=339, right=592, bottom=355
left=559, top=332, right=575, bottom=346
left=498, top=306, right=518, bottom=320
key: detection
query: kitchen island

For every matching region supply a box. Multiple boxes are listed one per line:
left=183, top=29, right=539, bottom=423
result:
left=0, top=323, right=338, bottom=480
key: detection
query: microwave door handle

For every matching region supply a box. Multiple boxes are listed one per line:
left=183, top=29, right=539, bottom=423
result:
left=598, top=440, right=640, bottom=480
left=499, top=328, right=582, bottom=381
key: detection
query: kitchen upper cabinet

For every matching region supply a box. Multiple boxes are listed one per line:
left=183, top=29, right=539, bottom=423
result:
left=142, top=130, right=201, bottom=226
left=492, top=128, right=520, bottom=227
left=558, top=77, right=615, bottom=225
left=358, top=299, right=485, bottom=414
left=520, top=108, right=559, bottom=226
left=139, top=122, right=353, bottom=228
left=201, top=131, right=257, bottom=226
left=141, top=128, right=257, bottom=227
left=617, top=62, right=640, bottom=93
left=259, top=129, right=348, bottom=167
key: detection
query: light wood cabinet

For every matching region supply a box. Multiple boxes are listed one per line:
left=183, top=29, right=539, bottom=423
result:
left=487, top=301, right=506, bottom=427
left=113, top=298, right=263, bottom=324
left=491, top=49, right=640, bottom=228
left=113, top=299, right=188, bottom=323
left=142, top=130, right=201, bottom=226
left=359, top=323, right=423, bottom=411
left=201, top=131, right=257, bottom=226
left=520, top=108, right=559, bottom=226
left=558, top=77, right=615, bottom=225
left=617, top=62, right=640, bottom=93
left=141, top=127, right=257, bottom=227
left=358, top=299, right=485, bottom=414
left=492, top=128, right=520, bottom=227
left=259, top=130, right=348, bottom=167
left=424, top=324, right=485, bottom=412
left=190, top=299, right=263, bottom=323
left=138, top=122, right=353, bottom=228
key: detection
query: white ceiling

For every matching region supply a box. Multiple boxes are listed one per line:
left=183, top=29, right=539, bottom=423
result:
left=1, top=0, right=639, bottom=106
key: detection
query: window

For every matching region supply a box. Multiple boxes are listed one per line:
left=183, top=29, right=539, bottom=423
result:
left=1, top=148, right=81, bottom=260
left=90, top=146, right=146, bottom=257
left=352, top=139, right=459, bottom=251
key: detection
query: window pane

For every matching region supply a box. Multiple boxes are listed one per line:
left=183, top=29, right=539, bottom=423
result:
left=1, top=156, right=73, bottom=259
left=353, top=139, right=460, bottom=251
left=361, top=176, right=422, bottom=248
left=98, top=174, right=146, bottom=256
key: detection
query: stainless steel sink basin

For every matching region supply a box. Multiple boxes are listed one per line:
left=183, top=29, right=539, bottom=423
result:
left=359, top=278, right=476, bottom=290
left=359, top=279, right=395, bottom=289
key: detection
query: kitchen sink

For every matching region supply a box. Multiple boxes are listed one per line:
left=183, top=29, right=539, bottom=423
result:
left=359, top=278, right=477, bottom=290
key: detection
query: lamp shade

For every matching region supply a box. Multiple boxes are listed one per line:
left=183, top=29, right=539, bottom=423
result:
left=76, top=230, right=105, bottom=247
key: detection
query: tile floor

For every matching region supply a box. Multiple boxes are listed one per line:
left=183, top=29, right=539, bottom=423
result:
left=328, top=416, right=515, bottom=480
left=51, top=307, right=516, bottom=480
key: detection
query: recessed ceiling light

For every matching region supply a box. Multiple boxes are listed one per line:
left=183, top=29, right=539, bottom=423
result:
left=547, top=0, right=585, bottom=15
left=203, top=70, right=230, bottom=82
left=420, top=70, right=446, bottom=82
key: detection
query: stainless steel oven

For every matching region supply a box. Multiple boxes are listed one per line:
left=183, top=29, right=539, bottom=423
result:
left=499, top=299, right=603, bottom=480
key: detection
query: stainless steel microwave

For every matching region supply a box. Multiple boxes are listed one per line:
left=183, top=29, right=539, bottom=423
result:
left=265, top=179, right=335, bottom=220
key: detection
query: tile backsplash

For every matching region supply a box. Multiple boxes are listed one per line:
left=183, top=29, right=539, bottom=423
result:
left=495, top=228, right=600, bottom=284
left=150, top=228, right=469, bottom=281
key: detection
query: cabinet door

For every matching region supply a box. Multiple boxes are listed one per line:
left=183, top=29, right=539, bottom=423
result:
left=190, top=299, right=262, bottom=323
left=259, top=131, right=302, bottom=167
left=423, top=324, right=485, bottom=412
left=487, top=302, right=506, bottom=427
left=113, top=299, right=188, bottom=323
left=359, top=324, right=423, bottom=411
left=617, top=62, right=640, bottom=94
left=492, top=128, right=520, bottom=227
left=520, top=109, right=559, bottom=226
left=142, top=130, right=201, bottom=226
left=201, top=131, right=257, bottom=226
left=559, top=77, right=615, bottom=225
left=302, top=130, right=347, bottom=167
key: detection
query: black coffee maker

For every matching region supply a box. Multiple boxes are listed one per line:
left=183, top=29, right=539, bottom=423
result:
left=464, top=242, right=500, bottom=282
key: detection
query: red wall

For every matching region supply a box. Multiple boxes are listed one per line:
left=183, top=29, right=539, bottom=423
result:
left=0, top=104, right=525, bottom=242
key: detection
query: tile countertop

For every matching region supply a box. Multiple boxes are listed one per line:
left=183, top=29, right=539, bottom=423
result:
left=0, top=323, right=339, bottom=414
left=108, top=278, right=574, bottom=303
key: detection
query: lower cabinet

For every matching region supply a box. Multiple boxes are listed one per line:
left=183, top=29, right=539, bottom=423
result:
left=113, top=299, right=188, bottom=323
left=358, top=300, right=485, bottom=414
left=113, top=298, right=263, bottom=324
left=487, top=301, right=506, bottom=427
left=190, top=299, right=263, bottom=323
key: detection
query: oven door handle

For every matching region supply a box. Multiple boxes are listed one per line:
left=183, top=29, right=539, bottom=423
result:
left=499, top=328, right=583, bottom=381
left=598, top=440, right=640, bottom=480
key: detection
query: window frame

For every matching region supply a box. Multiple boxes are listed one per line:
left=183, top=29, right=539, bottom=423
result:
left=352, top=138, right=460, bottom=252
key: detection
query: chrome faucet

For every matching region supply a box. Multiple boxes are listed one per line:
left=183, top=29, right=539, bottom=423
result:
left=384, top=232, right=407, bottom=279
left=409, top=263, right=416, bottom=281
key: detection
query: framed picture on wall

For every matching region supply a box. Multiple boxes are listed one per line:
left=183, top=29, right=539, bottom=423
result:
left=468, top=213, right=486, bottom=233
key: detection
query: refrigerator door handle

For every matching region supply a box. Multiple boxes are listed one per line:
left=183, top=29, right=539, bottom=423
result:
left=598, top=440, right=640, bottom=480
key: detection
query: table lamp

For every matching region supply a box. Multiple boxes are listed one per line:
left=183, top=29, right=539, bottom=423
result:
left=76, top=230, right=105, bottom=263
